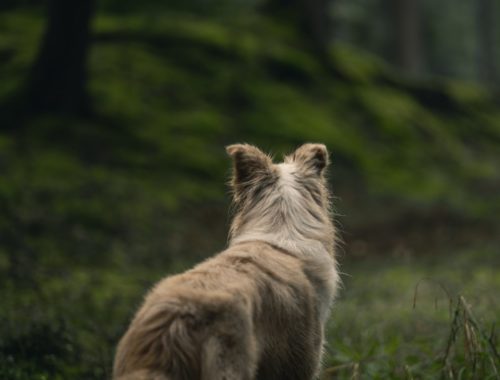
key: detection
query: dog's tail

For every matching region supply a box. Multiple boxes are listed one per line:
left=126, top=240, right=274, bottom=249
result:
left=113, top=291, right=257, bottom=380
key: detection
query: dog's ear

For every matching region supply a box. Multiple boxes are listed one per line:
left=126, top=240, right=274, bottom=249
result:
left=226, top=144, right=273, bottom=188
left=290, top=143, right=329, bottom=176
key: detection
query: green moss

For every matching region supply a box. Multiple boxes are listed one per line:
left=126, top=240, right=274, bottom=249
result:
left=357, top=86, right=420, bottom=137
left=95, top=14, right=232, bottom=52
left=331, top=43, right=385, bottom=82
left=445, top=80, right=490, bottom=105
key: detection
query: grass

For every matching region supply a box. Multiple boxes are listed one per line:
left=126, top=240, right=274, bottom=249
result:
left=324, top=246, right=500, bottom=379
left=1, top=242, right=499, bottom=379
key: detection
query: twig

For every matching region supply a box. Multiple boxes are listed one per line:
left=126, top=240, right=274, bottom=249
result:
left=459, top=296, right=500, bottom=379
left=442, top=297, right=461, bottom=379
left=351, top=362, right=360, bottom=380
left=404, top=364, right=414, bottom=380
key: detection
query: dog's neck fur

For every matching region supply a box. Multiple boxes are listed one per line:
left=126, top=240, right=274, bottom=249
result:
left=229, top=162, right=335, bottom=261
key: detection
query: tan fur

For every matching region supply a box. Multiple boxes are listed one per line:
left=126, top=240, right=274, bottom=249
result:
left=113, top=143, right=340, bottom=380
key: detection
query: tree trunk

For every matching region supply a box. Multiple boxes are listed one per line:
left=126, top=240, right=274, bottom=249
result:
left=392, top=0, right=422, bottom=75
left=261, top=0, right=332, bottom=60
left=476, top=0, right=496, bottom=84
left=25, top=0, right=95, bottom=115
left=303, top=0, right=332, bottom=58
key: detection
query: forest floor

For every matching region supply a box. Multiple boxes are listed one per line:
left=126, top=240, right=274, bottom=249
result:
left=1, top=238, right=499, bottom=379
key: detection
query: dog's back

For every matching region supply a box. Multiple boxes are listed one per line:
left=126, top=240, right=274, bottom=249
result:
left=114, top=241, right=323, bottom=380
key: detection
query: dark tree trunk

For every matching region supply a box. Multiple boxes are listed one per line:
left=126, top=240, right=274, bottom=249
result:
left=391, top=0, right=422, bottom=75
left=25, top=0, right=95, bottom=115
left=261, top=0, right=332, bottom=60
left=302, top=0, right=332, bottom=58
left=476, top=0, right=496, bottom=84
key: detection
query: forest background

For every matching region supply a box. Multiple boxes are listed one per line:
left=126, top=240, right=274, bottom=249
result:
left=0, top=0, right=499, bottom=378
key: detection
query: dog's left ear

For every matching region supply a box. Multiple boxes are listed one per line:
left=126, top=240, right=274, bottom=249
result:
left=290, top=143, right=329, bottom=176
left=226, top=144, right=273, bottom=187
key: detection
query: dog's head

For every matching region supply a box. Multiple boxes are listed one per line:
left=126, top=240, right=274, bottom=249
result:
left=226, top=143, right=333, bottom=246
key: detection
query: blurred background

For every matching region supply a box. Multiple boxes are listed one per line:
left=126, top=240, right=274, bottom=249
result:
left=0, top=0, right=499, bottom=379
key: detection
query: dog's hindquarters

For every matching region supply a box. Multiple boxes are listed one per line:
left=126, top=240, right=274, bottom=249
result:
left=113, top=289, right=258, bottom=380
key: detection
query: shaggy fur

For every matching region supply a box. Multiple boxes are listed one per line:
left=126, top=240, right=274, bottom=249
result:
left=113, top=143, right=340, bottom=380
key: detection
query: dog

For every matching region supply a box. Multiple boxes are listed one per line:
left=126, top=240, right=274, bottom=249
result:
left=113, top=143, right=340, bottom=380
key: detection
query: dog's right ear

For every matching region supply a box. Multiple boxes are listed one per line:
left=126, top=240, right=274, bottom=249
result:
left=289, top=143, right=330, bottom=177
left=226, top=144, right=273, bottom=188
